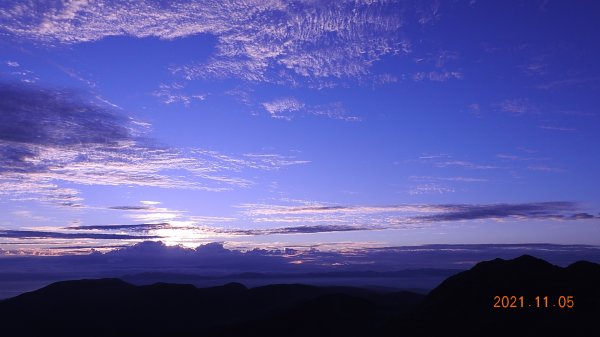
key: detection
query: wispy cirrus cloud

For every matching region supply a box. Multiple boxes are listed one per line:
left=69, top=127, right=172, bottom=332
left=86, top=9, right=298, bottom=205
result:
left=262, top=97, right=359, bottom=121
left=153, top=82, right=206, bottom=106
left=413, top=70, right=463, bottom=82
left=262, top=97, right=304, bottom=120
left=539, top=125, right=577, bottom=132
left=408, top=183, right=455, bottom=195
left=0, top=82, right=306, bottom=206
left=409, top=175, right=487, bottom=183
left=535, top=77, right=600, bottom=90
left=495, top=98, right=538, bottom=115
left=496, top=153, right=549, bottom=161
left=435, top=160, right=497, bottom=170
left=0, top=0, right=413, bottom=86
left=415, top=0, right=441, bottom=25
left=527, top=165, right=563, bottom=173
left=407, top=175, right=483, bottom=195
left=415, top=154, right=498, bottom=170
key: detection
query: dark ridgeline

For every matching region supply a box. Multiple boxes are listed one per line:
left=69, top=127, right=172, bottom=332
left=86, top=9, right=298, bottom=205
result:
left=0, top=255, right=598, bottom=337
left=385, top=255, right=600, bottom=336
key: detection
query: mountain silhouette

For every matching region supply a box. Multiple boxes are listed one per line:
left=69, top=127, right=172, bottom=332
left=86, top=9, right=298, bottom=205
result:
left=0, top=277, right=422, bottom=337
left=386, top=254, right=600, bottom=336
left=0, top=255, right=598, bottom=337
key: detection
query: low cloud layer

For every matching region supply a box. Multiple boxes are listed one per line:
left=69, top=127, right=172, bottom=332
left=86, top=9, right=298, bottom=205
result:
left=1, top=241, right=599, bottom=298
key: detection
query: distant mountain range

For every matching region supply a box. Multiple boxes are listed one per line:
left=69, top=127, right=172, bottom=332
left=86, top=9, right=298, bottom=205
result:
left=1, top=255, right=598, bottom=337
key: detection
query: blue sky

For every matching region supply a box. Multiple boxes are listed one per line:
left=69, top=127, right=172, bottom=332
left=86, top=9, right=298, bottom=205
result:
left=1, top=0, right=599, bottom=256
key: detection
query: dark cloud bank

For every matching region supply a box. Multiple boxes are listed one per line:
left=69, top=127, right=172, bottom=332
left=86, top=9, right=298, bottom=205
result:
left=1, top=241, right=599, bottom=299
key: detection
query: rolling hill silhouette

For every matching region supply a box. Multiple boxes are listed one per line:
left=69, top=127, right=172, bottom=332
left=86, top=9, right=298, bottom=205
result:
left=0, top=255, right=598, bottom=337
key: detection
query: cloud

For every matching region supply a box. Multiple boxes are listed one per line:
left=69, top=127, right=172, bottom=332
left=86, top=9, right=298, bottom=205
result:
left=6, top=61, right=19, bottom=67
left=153, top=83, right=206, bottom=106
left=0, top=0, right=410, bottom=86
left=237, top=203, right=448, bottom=217
left=437, top=160, right=497, bottom=169
left=467, top=103, right=480, bottom=113
left=1, top=241, right=599, bottom=299
left=408, top=183, right=454, bottom=195
left=519, top=54, right=548, bottom=76
left=539, top=125, right=576, bottom=132
left=409, top=175, right=487, bottom=183
left=527, top=165, right=563, bottom=173
left=413, top=71, right=463, bottom=82
left=68, top=223, right=172, bottom=233
left=415, top=0, right=441, bottom=25
left=496, top=153, right=549, bottom=161
left=223, top=224, right=364, bottom=236
left=241, top=153, right=310, bottom=169
left=0, top=82, right=307, bottom=206
left=535, top=77, right=600, bottom=90
left=414, top=202, right=594, bottom=223
left=496, top=98, right=538, bottom=115
left=235, top=201, right=597, bottom=233
left=109, top=206, right=155, bottom=211
left=22, top=201, right=591, bottom=246
left=261, top=98, right=359, bottom=121
left=0, top=229, right=159, bottom=240
left=413, top=154, right=498, bottom=170
left=262, top=97, right=305, bottom=120
left=12, top=210, right=48, bottom=221
left=308, top=102, right=360, bottom=121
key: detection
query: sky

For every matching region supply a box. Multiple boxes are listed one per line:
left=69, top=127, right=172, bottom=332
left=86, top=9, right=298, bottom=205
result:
left=1, top=0, right=600, bottom=259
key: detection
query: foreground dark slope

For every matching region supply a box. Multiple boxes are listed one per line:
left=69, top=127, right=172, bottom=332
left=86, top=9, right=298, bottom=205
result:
left=0, top=278, right=422, bottom=337
left=1, top=255, right=599, bottom=337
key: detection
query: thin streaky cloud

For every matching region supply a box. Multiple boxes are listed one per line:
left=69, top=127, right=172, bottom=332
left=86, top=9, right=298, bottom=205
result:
left=68, top=223, right=173, bottom=232
left=435, top=160, right=497, bottom=170
left=187, top=201, right=600, bottom=237
left=0, top=229, right=160, bottom=240
left=233, top=201, right=597, bottom=234
left=0, top=82, right=307, bottom=206
left=496, top=98, right=538, bottom=115
left=409, top=175, right=488, bottom=182
left=535, top=77, right=600, bottom=90
left=408, top=183, right=454, bottom=195
left=527, top=165, right=563, bottom=173
left=539, top=125, right=577, bottom=132
left=412, top=71, right=463, bottom=82
left=153, top=83, right=206, bottom=106
left=108, top=206, right=155, bottom=211
left=415, top=154, right=498, bottom=170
